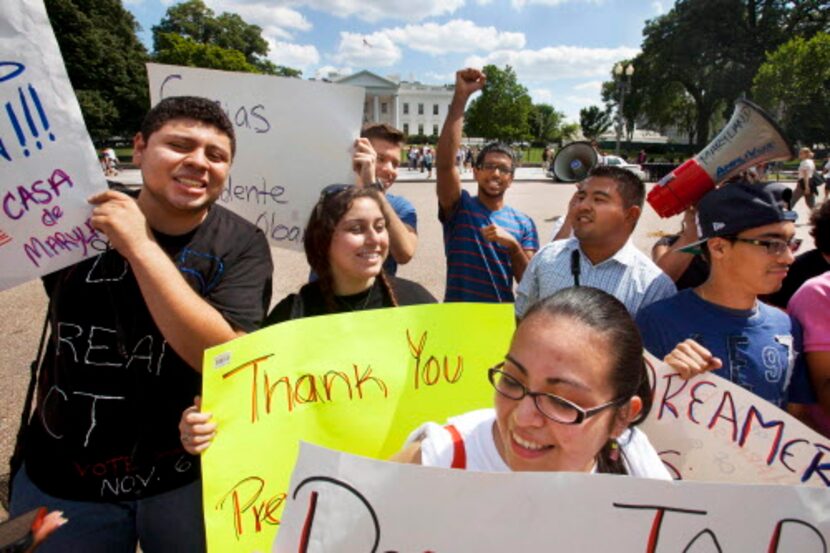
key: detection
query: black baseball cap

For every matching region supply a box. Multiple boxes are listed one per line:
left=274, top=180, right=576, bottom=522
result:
left=680, top=181, right=797, bottom=254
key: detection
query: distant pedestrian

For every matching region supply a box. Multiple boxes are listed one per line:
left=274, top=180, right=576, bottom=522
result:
left=636, top=149, right=646, bottom=165
left=423, top=147, right=434, bottom=179
left=464, top=147, right=474, bottom=172
left=793, top=147, right=816, bottom=209
left=542, top=146, right=553, bottom=171
left=823, top=156, right=830, bottom=202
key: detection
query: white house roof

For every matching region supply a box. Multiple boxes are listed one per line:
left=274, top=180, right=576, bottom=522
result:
left=334, top=70, right=399, bottom=91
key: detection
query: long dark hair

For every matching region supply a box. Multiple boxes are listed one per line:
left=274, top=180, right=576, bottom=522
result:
left=520, top=287, right=652, bottom=475
left=304, top=186, right=399, bottom=313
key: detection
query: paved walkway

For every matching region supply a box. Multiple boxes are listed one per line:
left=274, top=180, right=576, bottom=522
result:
left=110, top=166, right=554, bottom=187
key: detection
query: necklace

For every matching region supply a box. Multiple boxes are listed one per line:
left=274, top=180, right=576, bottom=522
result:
left=337, top=281, right=376, bottom=311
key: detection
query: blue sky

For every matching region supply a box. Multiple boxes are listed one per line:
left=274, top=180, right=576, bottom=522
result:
left=124, top=0, right=671, bottom=122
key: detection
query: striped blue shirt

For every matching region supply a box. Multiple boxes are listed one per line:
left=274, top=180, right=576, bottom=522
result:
left=515, top=237, right=676, bottom=317
left=441, top=190, right=538, bottom=303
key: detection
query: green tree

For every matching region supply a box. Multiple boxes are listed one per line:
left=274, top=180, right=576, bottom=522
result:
left=579, top=106, right=612, bottom=140
left=464, top=65, right=532, bottom=143
left=528, top=103, right=577, bottom=144
left=154, top=33, right=257, bottom=73
left=753, top=32, right=830, bottom=145
left=635, top=0, right=828, bottom=148
left=45, top=0, right=149, bottom=143
left=152, top=0, right=300, bottom=77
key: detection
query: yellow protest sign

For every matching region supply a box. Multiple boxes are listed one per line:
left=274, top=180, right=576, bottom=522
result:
left=200, top=303, right=514, bottom=553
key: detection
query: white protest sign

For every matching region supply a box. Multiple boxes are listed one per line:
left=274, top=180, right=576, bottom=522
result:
left=642, top=353, right=830, bottom=486
left=0, top=0, right=108, bottom=291
left=276, top=443, right=830, bottom=552
left=147, top=63, right=364, bottom=249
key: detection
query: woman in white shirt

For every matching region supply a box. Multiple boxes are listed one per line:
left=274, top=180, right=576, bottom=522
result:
left=793, top=147, right=816, bottom=208
left=394, top=286, right=671, bottom=479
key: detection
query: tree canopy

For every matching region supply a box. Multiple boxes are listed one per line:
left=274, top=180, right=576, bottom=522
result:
left=579, top=106, right=612, bottom=140
left=528, top=103, right=578, bottom=145
left=464, top=65, right=532, bottom=143
left=615, top=0, right=828, bottom=148
left=152, top=0, right=300, bottom=77
left=45, top=0, right=149, bottom=143
left=753, top=32, right=830, bottom=145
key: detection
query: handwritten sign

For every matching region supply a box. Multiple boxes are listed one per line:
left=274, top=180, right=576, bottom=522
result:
left=147, top=63, right=365, bottom=249
left=201, top=303, right=514, bottom=553
left=0, top=0, right=108, bottom=291
left=642, top=353, right=830, bottom=486
left=276, top=442, right=830, bottom=552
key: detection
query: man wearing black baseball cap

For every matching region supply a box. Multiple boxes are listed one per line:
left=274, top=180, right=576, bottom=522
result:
left=635, top=181, right=814, bottom=409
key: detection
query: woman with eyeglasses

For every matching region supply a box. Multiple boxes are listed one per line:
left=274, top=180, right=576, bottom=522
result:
left=394, top=287, right=670, bottom=478
left=179, top=184, right=435, bottom=453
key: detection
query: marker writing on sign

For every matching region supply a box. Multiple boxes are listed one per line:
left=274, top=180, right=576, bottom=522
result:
left=3, top=82, right=55, bottom=160
left=614, top=502, right=826, bottom=552
left=222, top=354, right=389, bottom=421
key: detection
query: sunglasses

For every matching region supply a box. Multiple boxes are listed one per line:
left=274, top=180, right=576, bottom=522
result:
left=314, top=184, right=353, bottom=217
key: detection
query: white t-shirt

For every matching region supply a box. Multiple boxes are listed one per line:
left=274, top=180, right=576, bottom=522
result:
left=406, top=408, right=672, bottom=479
left=798, top=158, right=815, bottom=180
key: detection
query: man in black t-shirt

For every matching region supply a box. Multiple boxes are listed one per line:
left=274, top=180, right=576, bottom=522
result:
left=9, top=97, right=273, bottom=552
left=766, top=201, right=830, bottom=308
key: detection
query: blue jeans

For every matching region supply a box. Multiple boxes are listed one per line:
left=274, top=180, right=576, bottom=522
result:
left=10, top=465, right=206, bottom=553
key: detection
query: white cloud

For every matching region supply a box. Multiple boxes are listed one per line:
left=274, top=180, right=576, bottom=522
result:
left=206, top=2, right=312, bottom=41
left=309, top=0, right=465, bottom=21
left=220, top=0, right=464, bottom=23
left=267, top=40, right=320, bottom=69
left=652, top=1, right=665, bottom=14
left=383, top=20, right=525, bottom=55
left=512, top=0, right=603, bottom=8
left=573, top=80, right=603, bottom=92
left=333, top=32, right=402, bottom=67
left=465, top=45, right=639, bottom=80
left=530, top=88, right=554, bottom=104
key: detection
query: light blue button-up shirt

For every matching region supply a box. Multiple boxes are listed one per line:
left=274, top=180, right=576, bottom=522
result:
left=515, top=237, right=677, bottom=318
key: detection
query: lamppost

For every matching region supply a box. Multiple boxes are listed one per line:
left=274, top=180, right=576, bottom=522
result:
left=614, top=62, right=634, bottom=156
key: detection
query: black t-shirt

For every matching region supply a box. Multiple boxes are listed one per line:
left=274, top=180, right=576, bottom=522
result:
left=264, top=276, right=436, bottom=325
left=25, top=205, right=273, bottom=501
left=765, top=249, right=830, bottom=308
left=655, top=234, right=709, bottom=290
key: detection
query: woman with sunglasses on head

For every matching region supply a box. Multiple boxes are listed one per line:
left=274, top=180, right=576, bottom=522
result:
left=180, top=185, right=435, bottom=453
left=394, top=287, right=670, bottom=478
left=263, top=184, right=435, bottom=323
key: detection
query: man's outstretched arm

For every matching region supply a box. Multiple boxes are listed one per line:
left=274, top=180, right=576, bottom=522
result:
left=436, top=68, right=485, bottom=214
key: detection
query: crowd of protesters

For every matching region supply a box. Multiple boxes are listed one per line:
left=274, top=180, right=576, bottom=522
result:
left=10, top=67, right=830, bottom=551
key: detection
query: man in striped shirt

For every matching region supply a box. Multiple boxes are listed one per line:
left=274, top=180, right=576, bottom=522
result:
left=437, top=68, right=539, bottom=302
left=515, top=165, right=675, bottom=317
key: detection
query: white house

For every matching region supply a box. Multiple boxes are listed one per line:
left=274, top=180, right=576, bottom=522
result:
left=332, top=70, right=454, bottom=137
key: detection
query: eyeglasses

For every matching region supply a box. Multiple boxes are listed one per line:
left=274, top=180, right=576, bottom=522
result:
left=730, top=236, right=802, bottom=256
left=479, top=162, right=514, bottom=175
left=487, top=358, right=628, bottom=425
